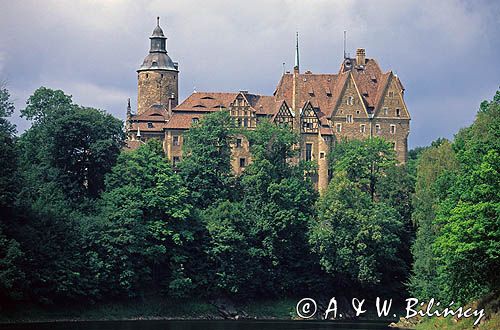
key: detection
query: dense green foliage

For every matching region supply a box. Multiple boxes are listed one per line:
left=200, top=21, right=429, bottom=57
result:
left=179, top=111, right=234, bottom=209
left=0, top=85, right=497, bottom=312
left=410, top=91, right=500, bottom=304
left=310, top=138, right=412, bottom=294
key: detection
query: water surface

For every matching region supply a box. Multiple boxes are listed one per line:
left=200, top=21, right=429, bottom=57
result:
left=0, top=320, right=392, bottom=330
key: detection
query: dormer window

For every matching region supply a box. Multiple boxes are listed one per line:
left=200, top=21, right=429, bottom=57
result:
left=147, top=122, right=153, bottom=128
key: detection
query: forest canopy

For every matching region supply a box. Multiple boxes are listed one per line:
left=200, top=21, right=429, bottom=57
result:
left=0, top=86, right=498, bottom=310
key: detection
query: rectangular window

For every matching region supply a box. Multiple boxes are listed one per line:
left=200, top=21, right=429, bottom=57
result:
left=305, top=143, right=313, bottom=161
left=388, top=91, right=394, bottom=98
left=243, top=118, right=248, bottom=127
left=320, top=152, right=325, bottom=159
left=192, top=117, right=199, bottom=124
left=383, top=107, right=388, bottom=115
left=391, top=141, right=396, bottom=150
left=239, top=157, right=246, bottom=168
left=173, top=156, right=180, bottom=167
left=236, top=138, right=242, bottom=148
left=376, top=124, right=381, bottom=134
left=346, top=115, right=353, bottom=123
left=346, top=96, right=354, bottom=105
left=390, top=125, right=396, bottom=134
left=396, top=108, right=401, bottom=117
left=360, top=124, right=366, bottom=133
left=147, top=122, right=153, bottom=128
left=173, top=136, right=180, bottom=146
left=336, top=123, right=342, bottom=133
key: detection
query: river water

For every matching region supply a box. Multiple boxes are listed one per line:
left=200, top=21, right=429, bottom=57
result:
left=0, top=320, right=392, bottom=330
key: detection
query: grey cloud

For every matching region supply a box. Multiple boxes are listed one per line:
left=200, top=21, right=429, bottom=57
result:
left=0, top=0, right=498, bottom=147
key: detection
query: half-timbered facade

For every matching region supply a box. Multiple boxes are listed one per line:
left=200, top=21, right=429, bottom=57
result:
left=126, top=20, right=410, bottom=191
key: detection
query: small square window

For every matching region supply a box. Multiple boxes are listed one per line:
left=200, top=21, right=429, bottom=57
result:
left=147, top=122, right=153, bottom=128
left=320, top=152, right=325, bottom=159
left=388, top=91, right=394, bottom=98
left=192, top=117, right=199, bottom=124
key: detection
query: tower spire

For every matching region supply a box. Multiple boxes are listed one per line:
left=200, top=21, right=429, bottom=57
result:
left=294, top=32, right=300, bottom=72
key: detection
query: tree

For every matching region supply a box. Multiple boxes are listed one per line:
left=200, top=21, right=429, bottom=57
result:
left=17, top=87, right=125, bottom=201
left=89, top=140, right=194, bottom=297
left=0, top=84, right=25, bottom=303
left=432, top=92, right=500, bottom=303
left=179, top=111, right=234, bottom=209
left=0, top=83, right=17, bottom=212
left=408, top=140, right=459, bottom=300
left=241, top=121, right=319, bottom=295
left=315, top=137, right=409, bottom=294
left=329, top=137, right=396, bottom=200
left=310, top=171, right=404, bottom=289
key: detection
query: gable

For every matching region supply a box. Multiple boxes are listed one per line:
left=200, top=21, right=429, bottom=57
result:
left=273, top=101, right=294, bottom=128
left=375, top=75, right=410, bottom=119
left=301, top=102, right=319, bottom=133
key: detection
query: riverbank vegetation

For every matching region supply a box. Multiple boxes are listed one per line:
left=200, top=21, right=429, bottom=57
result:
left=0, top=85, right=498, bottom=326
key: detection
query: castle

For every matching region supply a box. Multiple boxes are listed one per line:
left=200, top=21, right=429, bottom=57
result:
left=126, top=18, right=410, bottom=191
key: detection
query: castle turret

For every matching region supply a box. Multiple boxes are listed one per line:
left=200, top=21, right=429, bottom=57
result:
left=137, top=17, right=179, bottom=115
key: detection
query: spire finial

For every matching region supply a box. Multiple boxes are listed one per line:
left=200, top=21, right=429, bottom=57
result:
left=294, top=32, right=300, bottom=71
left=157, top=16, right=160, bottom=26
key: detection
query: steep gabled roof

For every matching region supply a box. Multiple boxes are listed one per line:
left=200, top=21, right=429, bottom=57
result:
left=274, top=73, right=340, bottom=118
left=273, top=57, right=403, bottom=119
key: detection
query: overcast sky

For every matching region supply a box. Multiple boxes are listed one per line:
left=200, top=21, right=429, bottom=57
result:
left=0, top=0, right=498, bottom=147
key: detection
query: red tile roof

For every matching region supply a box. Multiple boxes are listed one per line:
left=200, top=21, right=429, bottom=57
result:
left=165, top=112, right=205, bottom=129
left=273, top=57, right=401, bottom=118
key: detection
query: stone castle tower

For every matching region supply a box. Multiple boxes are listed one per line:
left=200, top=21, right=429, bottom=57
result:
left=137, top=17, right=179, bottom=115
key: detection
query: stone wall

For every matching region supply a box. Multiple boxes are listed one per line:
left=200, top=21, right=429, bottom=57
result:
left=137, top=70, right=178, bottom=115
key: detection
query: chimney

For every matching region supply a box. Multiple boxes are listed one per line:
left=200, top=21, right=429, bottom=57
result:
left=356, top=48, right=366, bottom=67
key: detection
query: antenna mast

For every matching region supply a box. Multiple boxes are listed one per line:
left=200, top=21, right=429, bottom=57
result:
left=343, top=30, right=347, bottom=59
